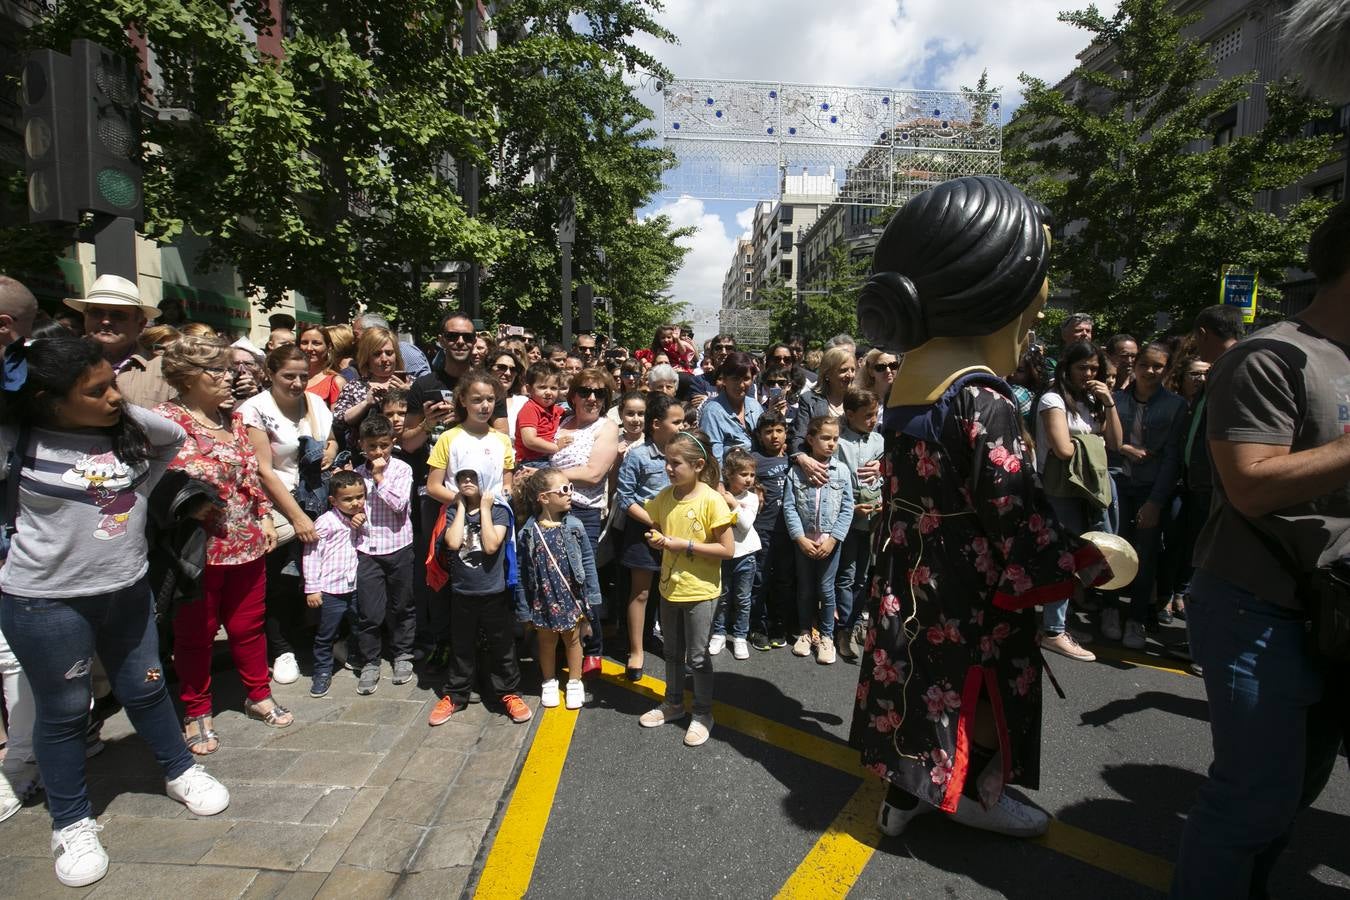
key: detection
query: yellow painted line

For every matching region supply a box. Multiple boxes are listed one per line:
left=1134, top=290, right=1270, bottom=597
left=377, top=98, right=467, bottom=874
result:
left=1091, top=644, right=1196, bottom=678
left=598, top=658, right=859, bottom=774
left=775, top=778, right=886, bottom=899
left=1039, top=820, right=1174, bottom=893
left=599, top=657, right=1178, bottom=894
left=474, top=706, right=579, bottom=899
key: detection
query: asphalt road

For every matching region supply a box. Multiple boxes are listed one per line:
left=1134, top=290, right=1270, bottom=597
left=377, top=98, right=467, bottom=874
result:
left=482, top=613, right=1350, bottom=899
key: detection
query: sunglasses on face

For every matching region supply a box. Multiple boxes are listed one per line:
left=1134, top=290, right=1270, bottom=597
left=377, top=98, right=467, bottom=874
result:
left=771, top=355, right=792, bottom=364
left=442, top=331, right=475, bottom=344
left=764, top=379, right=789, bottom=388
left=572, top=386, right=604, bottom=400
left=540, top=483, right=573, bottom=497
left=713, top=344, right=734, bottom=351
left=493, top=363, right=518, bottom=373
left=873, top=362, right=900, bottom=372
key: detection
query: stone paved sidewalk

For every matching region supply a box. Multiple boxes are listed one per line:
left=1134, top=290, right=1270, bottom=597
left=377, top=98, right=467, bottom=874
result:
left=0, top=656, right=537, bottom=898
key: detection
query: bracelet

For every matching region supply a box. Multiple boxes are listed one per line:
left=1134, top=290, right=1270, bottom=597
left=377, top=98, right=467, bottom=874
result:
left=686, top=539, right=694, bottom=557
left=1103, top=402, right=1115, bottom=409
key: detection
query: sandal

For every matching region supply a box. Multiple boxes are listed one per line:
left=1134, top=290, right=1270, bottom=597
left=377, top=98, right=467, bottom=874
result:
left=183, top=715, right=220, bottom=755
left=244, top=696, right=294, bottom=728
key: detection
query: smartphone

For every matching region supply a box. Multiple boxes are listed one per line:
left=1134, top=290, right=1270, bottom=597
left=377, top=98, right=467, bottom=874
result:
left=769, top=386, right=783, bottom=400
left=395, top=370, right=409, bottom=381
left=439, top=389, right=455, bottom=404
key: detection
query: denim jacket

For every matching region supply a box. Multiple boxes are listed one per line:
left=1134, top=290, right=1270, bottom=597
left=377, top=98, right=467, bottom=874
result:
left=783, top=457, right=854, bottom=542
left=513, top=514, right=602, bottom=620
left=697, top=393, right=763, bottom=463
left=1109, top=385, right=1188, bottom=503
left=615, top=442, right=669, bottom=512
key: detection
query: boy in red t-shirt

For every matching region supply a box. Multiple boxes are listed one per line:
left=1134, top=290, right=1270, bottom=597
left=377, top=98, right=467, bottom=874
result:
left=515, top=361, right=567, bottom=464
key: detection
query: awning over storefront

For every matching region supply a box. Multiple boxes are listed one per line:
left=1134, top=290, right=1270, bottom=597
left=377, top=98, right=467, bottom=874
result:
left=160, top=282, right=251, bottom=330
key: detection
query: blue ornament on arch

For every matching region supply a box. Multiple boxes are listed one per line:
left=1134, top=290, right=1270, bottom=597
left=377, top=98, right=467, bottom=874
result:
left=830, top=115, right=838, bottom=124
left=715, top=110, right=723, bottom=118
left=672, top=122, right=680, bottom=130
left=769, top=89, right=778, bottom=99
left=706, top=97, right=715, bottom=105
left=789, top=127, right=797, bottom=135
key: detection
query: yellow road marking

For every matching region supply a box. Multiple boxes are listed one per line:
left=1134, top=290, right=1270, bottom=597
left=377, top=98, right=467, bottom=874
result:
left=1039, top=820, right=1174, bottom=893
left=1091, top=644, right=1196, bottom=678
left=599, top=658, right=1178, bottom=894
left=474, top=707, right=579, bottom=898
left=775, top=778, right=886, bottom=899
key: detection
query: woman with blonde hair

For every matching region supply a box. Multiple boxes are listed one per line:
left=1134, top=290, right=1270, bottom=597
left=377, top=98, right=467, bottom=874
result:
left=788, top=345, right=857, bottom=482
left=324, top=323, right=356, bottom=378
left=179, top=322, right=218, bottom=339
left=140, top=324, right=180, bottom=357
left=857, top=347, right=900, bottom=422
left=330, top=326, right=409, bottom=447
left=155, top=335, right=292, bottom=757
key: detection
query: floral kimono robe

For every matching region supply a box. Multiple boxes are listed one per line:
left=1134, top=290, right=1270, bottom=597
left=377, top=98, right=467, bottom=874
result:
left=850, top=374, right=1108, bottom=812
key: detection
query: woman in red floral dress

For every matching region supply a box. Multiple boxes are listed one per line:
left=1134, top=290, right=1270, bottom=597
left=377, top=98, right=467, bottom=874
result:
left=157, top=336, right=293, bottom=755
left=851, top=177, right=1109, bottom=838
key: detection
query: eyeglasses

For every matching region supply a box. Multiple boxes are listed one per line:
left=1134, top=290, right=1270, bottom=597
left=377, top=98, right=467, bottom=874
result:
left=540, top=483, right=573, bottom=497
left=442, top=330, right=475, bottom=344
left=572, top=386, right=604, bottom=400
left=197, top=366, right=230, bottom=379
left=770, top=355, right=792, bottom=364
left=493, top=363, right=518, bottom=374
left=713, top=343, right=735, bottom=351
left=873, top=362, right=900, bottom=372
left=577, top=346, right=597, bottom=355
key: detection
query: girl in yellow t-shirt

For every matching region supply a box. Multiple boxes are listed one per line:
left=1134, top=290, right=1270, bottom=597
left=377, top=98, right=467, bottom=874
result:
left=639, top=432, right=735, bottom=748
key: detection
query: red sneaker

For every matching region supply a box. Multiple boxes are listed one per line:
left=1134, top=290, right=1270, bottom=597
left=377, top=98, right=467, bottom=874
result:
left=502, top=694, right=533, bottom=724
left=582, top=655, right=603, bottom=678
left=428, top=696, right=456, bottom=726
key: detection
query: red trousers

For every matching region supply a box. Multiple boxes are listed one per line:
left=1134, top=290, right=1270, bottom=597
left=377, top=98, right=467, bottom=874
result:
left=174, top=557, right=271, bottom=717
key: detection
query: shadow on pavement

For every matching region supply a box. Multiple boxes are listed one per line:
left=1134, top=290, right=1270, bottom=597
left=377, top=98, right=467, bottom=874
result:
left=1077, top=690, right=1209, bottom=728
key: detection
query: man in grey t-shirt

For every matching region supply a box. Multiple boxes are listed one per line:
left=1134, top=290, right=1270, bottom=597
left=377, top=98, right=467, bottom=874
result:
left=1174, top=201, right=1350, bottom=898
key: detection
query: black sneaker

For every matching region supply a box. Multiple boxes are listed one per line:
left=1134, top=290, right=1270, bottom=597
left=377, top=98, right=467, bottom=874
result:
left=749, top=631, right=773, bottom=651
left=769, top=633, right=788, bottom=648
left=310, top=672, right=332, bottom=698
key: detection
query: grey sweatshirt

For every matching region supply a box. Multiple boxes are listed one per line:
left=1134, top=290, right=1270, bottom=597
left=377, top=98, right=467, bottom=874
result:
left=1, top=406, right=185, bottom=598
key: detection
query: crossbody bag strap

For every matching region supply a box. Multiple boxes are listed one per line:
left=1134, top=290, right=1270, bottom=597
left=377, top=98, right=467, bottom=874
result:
left=3, top=424, right=32, bottom=541
left=532, top=521, right=583, bottom=610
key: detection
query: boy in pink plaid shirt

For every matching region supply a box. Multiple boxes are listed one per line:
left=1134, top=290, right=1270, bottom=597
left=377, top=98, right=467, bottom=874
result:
left=351, top=414, right=416, bottom=694
left=302, top=470, right=367, bottom=698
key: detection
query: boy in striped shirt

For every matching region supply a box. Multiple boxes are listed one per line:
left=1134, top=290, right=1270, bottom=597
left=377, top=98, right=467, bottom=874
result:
left=303, top=470, right=367, bottom=698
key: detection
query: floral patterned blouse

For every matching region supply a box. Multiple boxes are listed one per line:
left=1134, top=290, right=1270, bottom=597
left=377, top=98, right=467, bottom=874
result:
left=154, top=402, right=273, bottom=567
left=850, top=376, right=1106, bottom=814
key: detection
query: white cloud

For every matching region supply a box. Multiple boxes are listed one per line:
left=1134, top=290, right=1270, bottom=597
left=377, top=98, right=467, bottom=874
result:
left=643, top=196, right=744, bottom=339
left=735, top=204, right=757, bottom=236
left=634, top=1, right=1119, bottom=342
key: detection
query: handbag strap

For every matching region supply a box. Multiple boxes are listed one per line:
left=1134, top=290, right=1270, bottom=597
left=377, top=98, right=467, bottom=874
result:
left=532, top=520, right=583, bottom=608
left=4, top=424, right=32, bottom=534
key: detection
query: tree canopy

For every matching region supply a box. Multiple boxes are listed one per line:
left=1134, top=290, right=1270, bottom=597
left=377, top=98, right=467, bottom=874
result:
left=1005, top=0, right=1338, bottom=338
left=10, top=0, right=689, bottom=340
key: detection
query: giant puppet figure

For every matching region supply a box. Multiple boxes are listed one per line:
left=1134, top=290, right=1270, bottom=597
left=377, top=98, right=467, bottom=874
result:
left=849, top=176, right=1111, bottom=837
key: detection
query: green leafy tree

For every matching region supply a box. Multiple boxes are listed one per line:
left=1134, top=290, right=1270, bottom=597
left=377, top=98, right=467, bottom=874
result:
left=755, top=239, right=873, bottom=343
left=17, top=0, right=688, bottom=340
left=1005, top=0, right=1338, bottom=337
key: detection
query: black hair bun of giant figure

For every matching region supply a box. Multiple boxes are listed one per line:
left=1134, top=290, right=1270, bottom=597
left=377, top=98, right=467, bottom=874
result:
left=857, top=176, right=1052, bottom=353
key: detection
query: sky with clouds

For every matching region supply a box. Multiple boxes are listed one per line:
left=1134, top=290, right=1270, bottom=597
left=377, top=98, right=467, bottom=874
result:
left=632, top=0, right=1118, bottom=343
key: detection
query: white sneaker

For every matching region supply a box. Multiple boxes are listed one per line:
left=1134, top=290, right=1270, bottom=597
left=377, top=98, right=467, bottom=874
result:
left=564, top=679, right=585, bottom=710
left=683, top=714, right=714, bottom=747
left=791, top=634, right=813, bottom=657
left=731, top=638, right=750, bottom=660
left=540, top=679, right=560, bottom=708
left=707, top=634, right=726, bottom=656
left=949, top=793, right=1050, bottom=838
left=1100, top=608, right=1123, bottom=642
left=272, top=652, right=300, bottom=685
left=165, top=764, right=230, bottom=816
left=816, top=638, right=837, bottom=665
left=877, top=794, right=934, bottom=837
left=51, top=818, right=107, bottom=887
left=1123, top=621, right=1148, bottom=650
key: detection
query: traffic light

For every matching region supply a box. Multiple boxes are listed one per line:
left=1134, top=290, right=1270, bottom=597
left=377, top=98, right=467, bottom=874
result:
left=21, top=49, right=81, bottom=224
left=575, top=284, right=595, bottom=333
left=70, top=39, right=143, bottom=223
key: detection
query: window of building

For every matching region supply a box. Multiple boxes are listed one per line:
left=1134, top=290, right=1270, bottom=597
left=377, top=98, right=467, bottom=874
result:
left=780, top=206, right=794, bottom=225
left=1211, top=26, right=1242, bottom=63
left=1211, top=107, right=1237, bottom=148
left=780, top=232, right=793, bottom=251
left=744, top=271, right=751, bottom=283
left=1308, top=179, right=1345, bottom=203
left=744, top=289, right=752, bottom=301
left=780, top=260, right=793, bottom=280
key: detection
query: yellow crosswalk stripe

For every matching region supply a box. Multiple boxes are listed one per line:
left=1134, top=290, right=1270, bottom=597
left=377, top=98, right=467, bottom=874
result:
left=774, top=778, right=886, bottom=899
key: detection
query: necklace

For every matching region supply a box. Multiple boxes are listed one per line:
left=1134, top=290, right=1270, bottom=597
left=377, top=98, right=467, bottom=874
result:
left=178, top=400, right=228, bottom=431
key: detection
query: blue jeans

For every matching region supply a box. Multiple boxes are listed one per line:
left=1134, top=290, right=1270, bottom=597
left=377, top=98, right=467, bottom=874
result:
left=794, top=541, right=842, bottom=638
left=1172, top=570, right=1345, bottom=899
left=312, top=591, right=356, bottom=677
left=0, top=577, right=195, bottom=828
left=714, top=554, right=756, bottom=639
left=751, top=523, right=794, bottom=637
left=834, top=528, right=872, bottom=633
left=1043, top=494, right=1108, bottom=634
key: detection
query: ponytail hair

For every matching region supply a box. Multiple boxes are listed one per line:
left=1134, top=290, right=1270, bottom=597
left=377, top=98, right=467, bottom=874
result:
left=514, top=466, right=566, bottom=521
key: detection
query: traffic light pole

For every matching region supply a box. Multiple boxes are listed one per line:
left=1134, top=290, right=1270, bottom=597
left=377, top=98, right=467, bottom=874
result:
left=92, top=214, right=137, bottom=282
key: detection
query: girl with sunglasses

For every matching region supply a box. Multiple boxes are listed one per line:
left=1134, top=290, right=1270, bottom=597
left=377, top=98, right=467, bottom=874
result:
left=514, top=468, right=601, bottom=710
